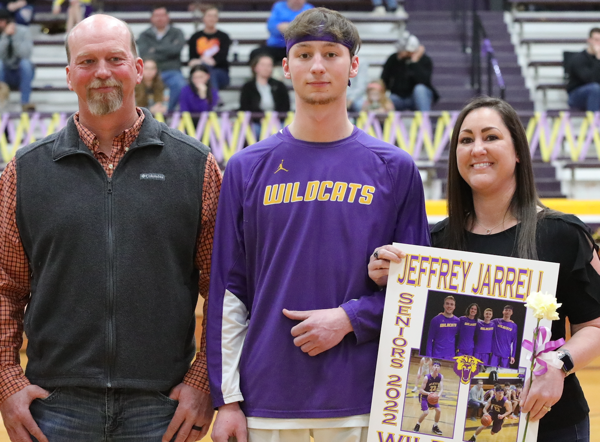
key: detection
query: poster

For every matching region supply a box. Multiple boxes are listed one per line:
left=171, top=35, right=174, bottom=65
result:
left=368, top=244, right=560, bottom=442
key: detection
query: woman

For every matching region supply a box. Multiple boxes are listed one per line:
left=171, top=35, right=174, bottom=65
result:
left=369, top=96, right=600, bottom=442
left=457, top=303, right=480, bottom=356
left=135, top=59, right=167, bottom=115
left=179, top=64, right=219, bottom=113
left=239, top=54, right=290, bottom=113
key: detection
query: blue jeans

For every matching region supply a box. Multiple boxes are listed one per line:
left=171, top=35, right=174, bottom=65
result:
left=568, top=83, right=600, bottom=112
left=209, top=67, right=230, bottom=90
left=30, top=387, right=178, bottom=442
left=372, top=0, right=398, bottom=9
left=537, top=415, right=589, bottom=442
left=0, top=59, right=34, bottom=104
left=390, top=84, right=433, bottom=111
left=160, top=70, right=187, bottom=112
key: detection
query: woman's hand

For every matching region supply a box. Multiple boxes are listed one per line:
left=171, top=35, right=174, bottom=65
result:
left=520, top=366, right=564, bottom=422
left=368, top=245, right=406, bottom=287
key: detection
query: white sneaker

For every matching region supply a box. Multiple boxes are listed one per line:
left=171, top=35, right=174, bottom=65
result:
left=372, top=5, right=386, bottom=15
left=411, top=387, right=418, bottom=392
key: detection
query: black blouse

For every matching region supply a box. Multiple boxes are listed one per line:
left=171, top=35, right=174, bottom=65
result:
left=431, top=213, right=600, bottom=431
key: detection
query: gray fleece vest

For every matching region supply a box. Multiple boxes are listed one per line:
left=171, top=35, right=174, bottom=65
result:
left=15, top=109, right=209, bottom=391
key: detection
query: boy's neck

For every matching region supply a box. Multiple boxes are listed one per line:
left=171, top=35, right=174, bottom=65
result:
left=287, top=98, right=353, bottom=142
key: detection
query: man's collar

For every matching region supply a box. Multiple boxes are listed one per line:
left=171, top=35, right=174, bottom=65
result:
left=153, top=25, right=170, bottom=35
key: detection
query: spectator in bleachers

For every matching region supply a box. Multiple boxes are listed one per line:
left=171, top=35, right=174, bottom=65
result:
left=52, top=0, right=92, bottom=33
left=468, top=380, right=486, bottom=420
left=138, top=6, right=187, bottom=112
left=567, top=27, right=600, bottom=112
left=381, top=31, right=438, bottom=112
left=240, top=54, right=290, bottom=113
left=0, top=8, right=34, bottom=111
left=371, top=0, right=399, bottom=15
left=361, top=80, right=394, bottom=113
left=179, top=64, right=219, bottom=113
left=188, top=5, right=231, bottom=90
left=346, top=58, right=369, bottom=112
left=1, top=0, right=34, bottom=26
left=250, top=0, right=313, bottom=64
left=135, top=58, right=167, bottom=115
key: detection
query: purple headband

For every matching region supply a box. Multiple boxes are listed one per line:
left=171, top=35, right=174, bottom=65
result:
left=285, top=33, right=354, bottom=55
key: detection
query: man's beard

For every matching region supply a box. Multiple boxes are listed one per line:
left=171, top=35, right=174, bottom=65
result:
left=300, top=94, right=337, bottom=106
left=86, top=79, right=124, bottom=116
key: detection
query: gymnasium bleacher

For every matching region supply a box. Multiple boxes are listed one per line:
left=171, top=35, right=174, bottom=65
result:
left=0, top=0, right=598, bottom=232
left=0, top=2, right=599, bottom=440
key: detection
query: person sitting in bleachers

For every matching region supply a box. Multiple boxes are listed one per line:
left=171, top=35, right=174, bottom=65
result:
left=137, top=6, right=187, bottom=113
left=361, top=80, right=394, bottom=113
left=188, top=5, right=231, bottom=90
left=567, top=27, right=600, bottom=112
left=381, top=31, right=438, bottom=112
left=52, top=0, right=92, bottom=33
left=0, top=8, right=34, bottom=111
left=179, top=64, right=219, bottom=113
left=135, top=59, right=167, bottom=115
left=250, top=0, right=313, bottom=64
left=0, top=0, right=34, bottom=26
left=240, top=54, right=290, bottom=114
left=371, top=0, right=399, bottom=15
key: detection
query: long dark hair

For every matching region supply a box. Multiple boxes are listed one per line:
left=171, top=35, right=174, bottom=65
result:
left=135, top=58, right=165, bottom=108
left=464, top=303, right=481, bottom=320
left=189, top=64, right=213, bottom=106
left=446, top=96, right=546, bottom=259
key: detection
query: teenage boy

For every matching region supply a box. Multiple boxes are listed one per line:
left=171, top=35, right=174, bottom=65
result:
left=426, top=296, right=460, bottom=359
left=474, top=308, right=494, bottom=365
left=414, top=360, right=444, bottom=436
left=491, top=305, right=518, bottom=368
left=469, top=384, right=512, bottom=441
left=207, top=7, right=430, bottom=442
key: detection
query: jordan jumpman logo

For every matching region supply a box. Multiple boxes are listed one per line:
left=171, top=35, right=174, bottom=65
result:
left=274, top=160, right=289, bottom=174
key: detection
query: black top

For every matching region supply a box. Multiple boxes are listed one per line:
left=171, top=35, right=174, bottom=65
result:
left=431, top=213, right=600, bottom=431
left=188, top=29, right=231, bottom=71
left=239, top=77, right=290, bottom=113
left=381, top=52, right=439, bottom=102
left=566, top=50, right=600, bottom=93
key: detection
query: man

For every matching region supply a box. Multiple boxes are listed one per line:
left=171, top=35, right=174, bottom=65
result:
left=468, top=379, right=486, bottom=421
left=0, top=14, right=220, bottom=442
left=207, top=7, right=430, bottom=442
left=381, top=31, right=438, bottom=111
left=474, top=308, right=494, bottom=365
left=567, top=27, right=600, bottom=112
left=426, top=296, right=460, bottom=359
left=414, top=360, right=444, bottom=436
left=188, top=5, right=231, bottom=90
left=457, top=303, right=479, bottom=356
left=491, top=305, right=518, bottom=368
left=511, top=383, right=522, bottom=418
left=0, top=8, right=33, bottom=111
left=137, top=6, right=187, bottom=112
left=469, top=384, right=512, bottom=441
